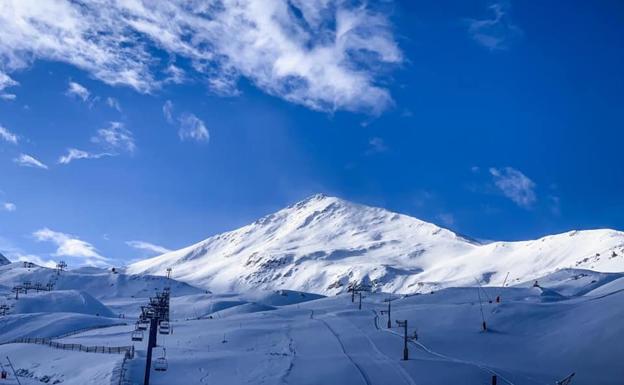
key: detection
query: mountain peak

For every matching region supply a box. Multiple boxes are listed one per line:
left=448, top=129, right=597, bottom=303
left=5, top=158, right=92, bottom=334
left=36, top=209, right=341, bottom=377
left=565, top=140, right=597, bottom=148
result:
left=128, top=196, right=624, bottom=295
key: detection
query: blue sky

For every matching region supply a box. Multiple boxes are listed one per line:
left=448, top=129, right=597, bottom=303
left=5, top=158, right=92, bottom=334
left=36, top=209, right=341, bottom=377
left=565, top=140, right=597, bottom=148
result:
left=0, top=0, right=623, bottom=267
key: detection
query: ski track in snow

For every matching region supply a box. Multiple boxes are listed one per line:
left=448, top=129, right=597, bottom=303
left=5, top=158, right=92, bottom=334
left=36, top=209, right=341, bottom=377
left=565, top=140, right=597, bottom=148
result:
left=314, top=317, right=372, bottom=385
left=372, top=309, right=518, bottom=385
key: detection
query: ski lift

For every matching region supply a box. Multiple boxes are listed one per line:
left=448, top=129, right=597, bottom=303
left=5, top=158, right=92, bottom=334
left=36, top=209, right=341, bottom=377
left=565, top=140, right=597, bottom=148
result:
left=137, top=320, right=148, bottom=331
left=154, top=348, right=168, bottom=372
left=131, top=330, right=144, bottom=341
left=159, top=321, right=170, bottom=335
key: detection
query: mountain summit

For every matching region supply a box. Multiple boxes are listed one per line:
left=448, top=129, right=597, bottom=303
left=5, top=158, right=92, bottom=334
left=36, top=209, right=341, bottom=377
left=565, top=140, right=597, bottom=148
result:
left=128, top=195, right=624, bottom=294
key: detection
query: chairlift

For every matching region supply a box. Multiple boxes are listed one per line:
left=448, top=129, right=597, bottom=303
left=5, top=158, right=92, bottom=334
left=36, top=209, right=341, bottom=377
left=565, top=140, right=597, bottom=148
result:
left=138, top=318, right=149, bottom=329
left=131, top=330, right=144, bottom=341
left=159, top=321, right=170, bottom=335
left=154, top=348, right=168, bottom=372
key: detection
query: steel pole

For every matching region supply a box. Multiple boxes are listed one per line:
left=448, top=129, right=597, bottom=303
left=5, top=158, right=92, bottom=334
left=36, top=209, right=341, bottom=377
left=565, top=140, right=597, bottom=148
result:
left=143, top=317, right=158, bottom=385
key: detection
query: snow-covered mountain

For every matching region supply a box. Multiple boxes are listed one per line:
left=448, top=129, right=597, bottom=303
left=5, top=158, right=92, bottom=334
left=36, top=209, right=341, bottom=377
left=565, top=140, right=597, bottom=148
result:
left=128, top=194, right=624, bottom=294
left=0, top=252, right=9, bottom=266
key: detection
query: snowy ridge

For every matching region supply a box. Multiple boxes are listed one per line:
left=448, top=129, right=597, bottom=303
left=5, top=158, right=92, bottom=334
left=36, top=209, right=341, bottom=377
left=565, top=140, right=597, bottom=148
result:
left=0, top=252, right=9, bottom=266
left=127, top=194, right=624, bottom=295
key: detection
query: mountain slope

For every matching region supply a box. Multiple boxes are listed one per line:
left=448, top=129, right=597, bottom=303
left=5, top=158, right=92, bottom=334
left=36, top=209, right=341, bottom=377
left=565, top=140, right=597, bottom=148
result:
left=127, top=194, right=624, bottom=294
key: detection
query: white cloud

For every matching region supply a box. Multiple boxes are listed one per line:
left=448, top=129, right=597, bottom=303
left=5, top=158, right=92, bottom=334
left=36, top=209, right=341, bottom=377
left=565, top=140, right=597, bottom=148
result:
left=1, top=202, right=16, bottom=212
left=0, top=94, right=16, bottom=101
left=0, top=1, right=401, bottom=114
left=489, top=167, right=536, bottom=208
left=468, top=2, right=522, bottom=50
left=0, top=71, right=18, bottom=90
left=14, top=153, right=48, bottom=169
left=164, top=65, right=185, bottom=84
left=163, top=101, right=209, bottom=143
left=0, top=71, right=18, bottom=100
left=13, top=253, right=57, bottom=268
left=366, top=137, right=388, bottom=154
left=58, top=148, right=112, bottom=164
left=162, top=100, right=174, bottom=124
left=126, top=240, right=172, bottom=255
left=178, top=113, right=209, bottom=143
left=0, top=125, right=18, bottom=144
left=66, top=81, right=90, bottom=101
left=33, top=228, right=108, bottom=266
left=106, top=97, right=121, bottom=111
left=91, top=121, right=136, bottom=153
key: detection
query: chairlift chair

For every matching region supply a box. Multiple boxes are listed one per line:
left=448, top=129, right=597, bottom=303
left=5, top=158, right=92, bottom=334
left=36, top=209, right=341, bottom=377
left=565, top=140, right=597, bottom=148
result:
left=159, top=321, right=170, bottom=335
left=137, top=319, right=149, bottom=330
left=154, top=348, right=168, bottom=372
left=131, top=330, right=144, bottom=341
left=154, top=357, right=168, bottom=371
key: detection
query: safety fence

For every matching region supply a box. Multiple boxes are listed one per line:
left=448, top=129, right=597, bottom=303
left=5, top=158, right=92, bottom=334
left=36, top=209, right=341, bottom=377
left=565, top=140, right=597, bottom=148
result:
left=1, top=337, right=134, bottom=357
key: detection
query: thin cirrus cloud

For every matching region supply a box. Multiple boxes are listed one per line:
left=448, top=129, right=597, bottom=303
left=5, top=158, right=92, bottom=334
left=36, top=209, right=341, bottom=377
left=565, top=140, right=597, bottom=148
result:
left=489, top=167, right=536, bottom=208
left=106, top=97, right=121, bottom=111
left=163, top=101, right=209, bottom=143
left=66, top=81, right=90, bottom=101
left=58, top=122, right=134, bottom=165
left=0, top=1, right=402, bottom=114
left=33, top=227, right=108, bottom=266
left=58, top=148, right=112, bottom=165
left=366, top=137, right=388, bottom=155
left=467, top=2, right=522, bottom=50
left=0, top=71, right=18, bottom=100
left=0, top=124, right=18, bottom=144
left=126, top=240, right=172, bottom=255
left=91, top=121, right=136, bottom=153
left=14, top=153, right=48, bottom=169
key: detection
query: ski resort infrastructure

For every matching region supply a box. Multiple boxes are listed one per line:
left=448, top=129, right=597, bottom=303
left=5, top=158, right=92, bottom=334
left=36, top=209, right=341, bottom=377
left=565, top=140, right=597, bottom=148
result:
left=1, top=195, right=623, bottom=384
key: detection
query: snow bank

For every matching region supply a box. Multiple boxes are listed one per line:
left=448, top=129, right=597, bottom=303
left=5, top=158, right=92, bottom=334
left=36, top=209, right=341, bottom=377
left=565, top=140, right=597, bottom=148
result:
left=11, top=290, right=115, bottom=317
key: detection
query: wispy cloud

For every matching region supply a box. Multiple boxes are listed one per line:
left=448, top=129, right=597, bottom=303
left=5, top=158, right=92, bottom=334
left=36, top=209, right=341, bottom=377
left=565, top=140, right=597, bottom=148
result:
left=1, top=202, right=16, bottom=212
left=126, top=240, right=172, bottom=255
left=178, top=113, right=209, bottom=143
left=106, top=97, right=121, bottom=111
left=66, top=81, right=90, bottom=102
left=162, top=100, right=174, bottom=124
left=14, top=153, right=48, bottom=169
left=13, top=253, right=57, bottom=268
left=91, top=121, right=136, bottom=153
left=467, top=2, right=522, bottom=50
left=489, top=167, right=536, bottom=208
left=163, top=101, right=209, bottom=143
left=58, top=148, right=112, bottom=165
left=0, top=125, right=18, bottom=144
left=0, top=71, right=18, bottom=90
left=0, top=71, right=18, bottom=100
left=0, top=1, right=401, bottom=114
left=33, top=228, right=108, bottom=266
left=366, top=137, right=388, bottom=154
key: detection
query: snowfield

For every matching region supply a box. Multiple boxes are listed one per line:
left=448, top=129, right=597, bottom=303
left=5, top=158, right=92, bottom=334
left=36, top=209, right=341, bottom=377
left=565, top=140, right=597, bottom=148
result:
left=0, top=263, right=622, bottom=384
left=1, top=196, right=623, bottom=384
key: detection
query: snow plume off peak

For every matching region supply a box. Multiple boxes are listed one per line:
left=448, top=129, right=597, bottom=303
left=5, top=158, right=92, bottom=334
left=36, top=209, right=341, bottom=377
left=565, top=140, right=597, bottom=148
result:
left=128, top=194, right=624, bottom=295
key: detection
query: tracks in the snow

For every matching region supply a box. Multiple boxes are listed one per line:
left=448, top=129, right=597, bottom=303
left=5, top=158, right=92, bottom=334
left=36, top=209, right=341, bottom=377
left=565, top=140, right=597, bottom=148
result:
left=315, top=317, right=373, bottom=385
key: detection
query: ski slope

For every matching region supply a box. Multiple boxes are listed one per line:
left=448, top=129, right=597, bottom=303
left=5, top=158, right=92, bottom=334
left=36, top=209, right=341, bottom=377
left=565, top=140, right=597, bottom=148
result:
left=128, top=194, right=624, bottom=295
left=0, top=262, right=623, bottom=384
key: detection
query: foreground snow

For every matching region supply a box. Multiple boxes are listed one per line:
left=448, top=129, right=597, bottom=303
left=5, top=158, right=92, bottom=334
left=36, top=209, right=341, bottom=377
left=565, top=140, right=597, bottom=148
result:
left=1, top=267, right=622, bottom=385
